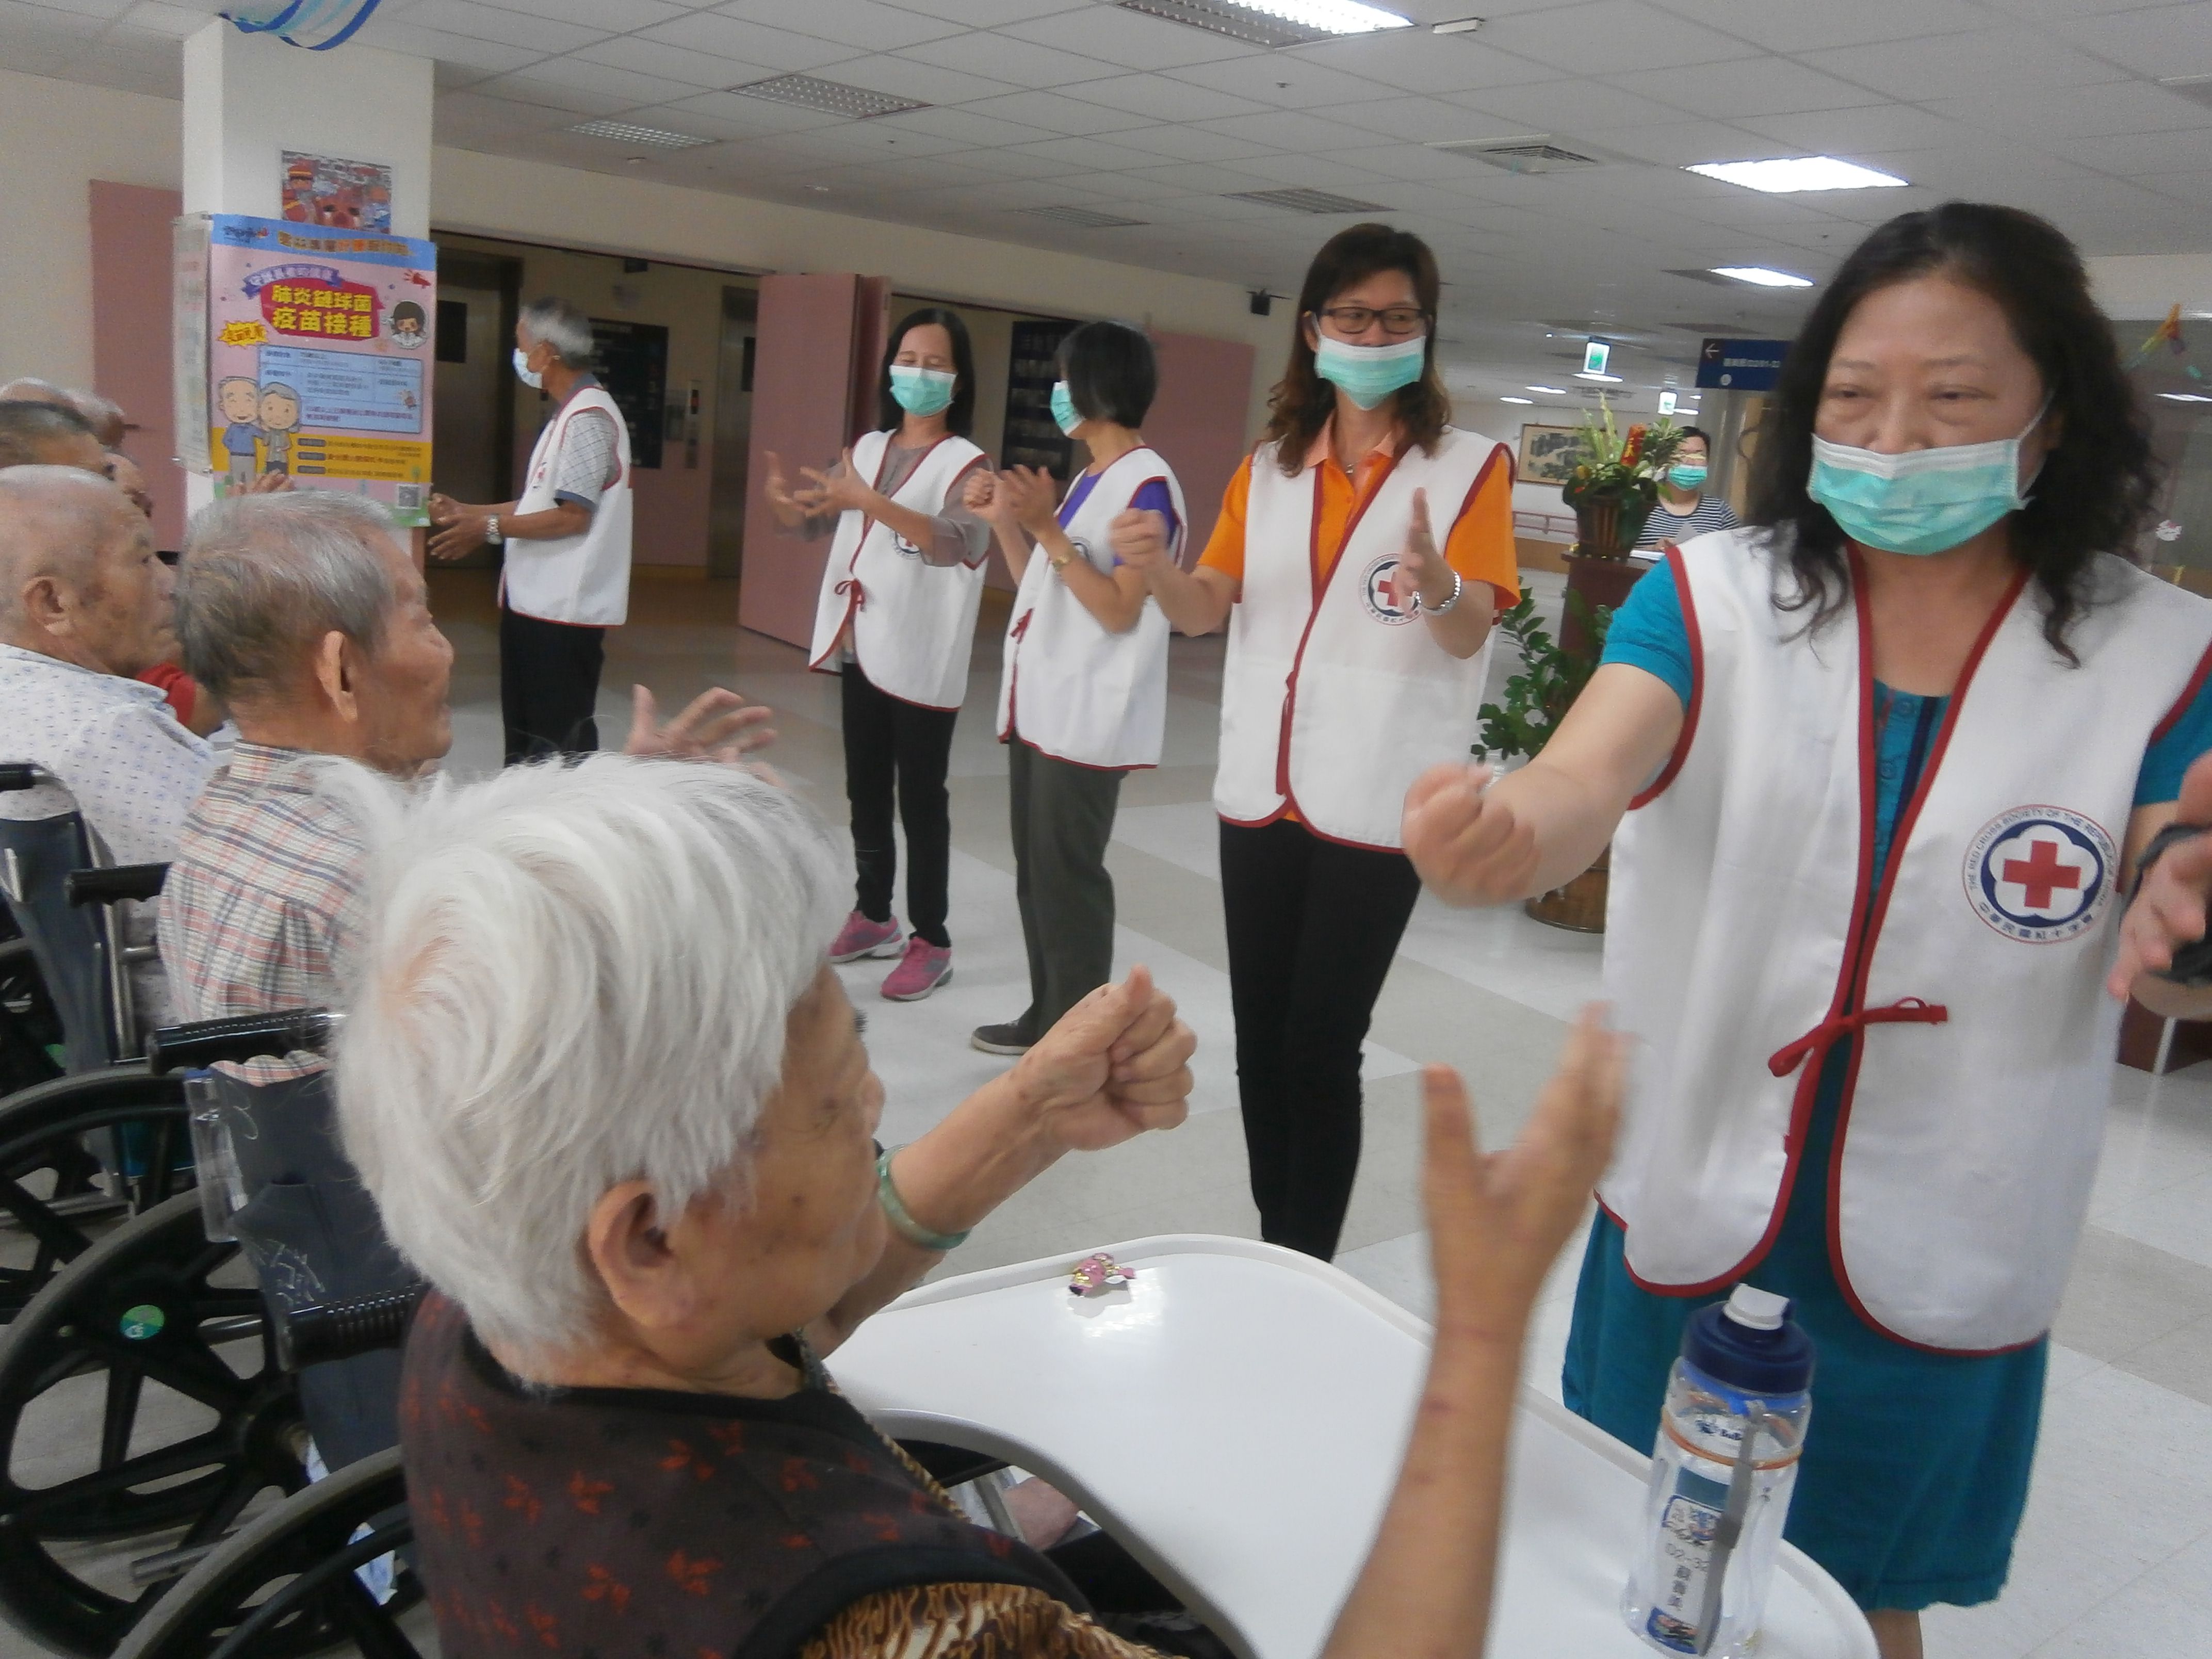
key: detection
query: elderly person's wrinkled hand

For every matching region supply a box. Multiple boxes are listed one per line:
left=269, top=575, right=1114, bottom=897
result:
left=1007, top=966, right=1194, bottom=1152
left=623, top=684, right=776, bottom=765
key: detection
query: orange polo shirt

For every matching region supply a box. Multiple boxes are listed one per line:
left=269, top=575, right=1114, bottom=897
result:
left=1199, top=423, right=1520, bottom=604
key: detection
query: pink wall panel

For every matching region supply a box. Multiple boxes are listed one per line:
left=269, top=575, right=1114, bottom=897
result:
left=1147, top=330, right=1258, bottom=564
left=90, top=181, right=186, bottom=552
left=739, top=272, right=863, bottom=648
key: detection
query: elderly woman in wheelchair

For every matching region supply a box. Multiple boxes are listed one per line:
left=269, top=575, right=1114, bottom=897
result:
left=315, top=752, right=1620, bottom=1659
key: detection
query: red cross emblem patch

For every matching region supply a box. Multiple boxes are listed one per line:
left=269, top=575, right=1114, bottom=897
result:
left=1962, top=806, right=2115, bottom=944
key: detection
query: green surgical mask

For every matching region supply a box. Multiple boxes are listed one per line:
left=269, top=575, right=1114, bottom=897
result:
left=1807, top=402, right=2047, bottom=557
left=889, top=365, right=956, bottom=417
left=1667, top=463, right=1707, bottom=491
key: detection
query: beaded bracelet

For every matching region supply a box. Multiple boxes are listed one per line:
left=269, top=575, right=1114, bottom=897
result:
left=876, top=1146, right=970, bottom=1253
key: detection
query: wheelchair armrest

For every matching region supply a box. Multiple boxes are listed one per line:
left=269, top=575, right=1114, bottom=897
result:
left=64, top=864, right=169, bottom=906
left=275, top=1282, right=426, bottom=1372
left=0, top=765, right=44, bottom=792
left=146, top=1007, right=339, bottom=1074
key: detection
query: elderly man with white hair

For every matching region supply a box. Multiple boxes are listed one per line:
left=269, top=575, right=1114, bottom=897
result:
left=332, top=753, right=1621, bottom=1659
left=0, top=464, right=212, bottom=1022
left=425, top=296, right=633, bottom=765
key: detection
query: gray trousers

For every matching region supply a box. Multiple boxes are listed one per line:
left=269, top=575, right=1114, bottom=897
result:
left=1007, top=738, right=1125, bottom=1037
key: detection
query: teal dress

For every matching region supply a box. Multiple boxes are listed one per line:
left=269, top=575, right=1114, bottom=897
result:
left=1569, top=568, right=2212, bottom=1612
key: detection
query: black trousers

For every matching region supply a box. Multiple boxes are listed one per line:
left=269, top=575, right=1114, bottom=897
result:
left=1220, top=818, right=1423, bottom=1260
left=843, top=663, right=958, bottom=948
left=500, top=604, right=606, bottom=764
left=1008, top=738, right=1124, bottom=1037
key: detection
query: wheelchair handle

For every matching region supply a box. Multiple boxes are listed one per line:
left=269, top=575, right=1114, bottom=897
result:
left=147, top=1007, right=340, bottom=1074
left=64, top=863, right=170, bottom=907
left=276, top=1282, right=425, bottom=1371
left=0, top=765, right=44, bottom=792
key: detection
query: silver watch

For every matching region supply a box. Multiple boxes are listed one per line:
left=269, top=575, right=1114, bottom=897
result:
left=1419, top=567, right=1462, bottom=614
left=484, top=514, right=503, bottom=545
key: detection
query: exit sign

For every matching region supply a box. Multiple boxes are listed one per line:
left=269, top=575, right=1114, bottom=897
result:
left=1583, top=338, right=1611, bottom=376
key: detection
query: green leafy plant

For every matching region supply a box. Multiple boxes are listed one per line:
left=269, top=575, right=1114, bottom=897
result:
left=1475, top=589, right=1614, bottom=762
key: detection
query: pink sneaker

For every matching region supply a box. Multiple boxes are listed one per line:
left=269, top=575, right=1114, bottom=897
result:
left=881, top=937, right=953, bottom=1002
left=830, top=910, right=903, bottom=963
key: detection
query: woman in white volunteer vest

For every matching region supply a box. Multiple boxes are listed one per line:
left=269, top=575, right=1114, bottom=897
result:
left=763, top=307, right=989, bottom=1002
left=429, top=297, right=633, bottom=763
left=1119, top=225, right=1518, bottom=1261
left=1405, top=204, right=2212, bottom=1657
left=963, top=320, right=1186, bottom=1058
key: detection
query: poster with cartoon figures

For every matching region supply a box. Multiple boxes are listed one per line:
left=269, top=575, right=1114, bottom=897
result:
left=280, top=153, right=393, bottom=232
left=187, top=214, right=435, bottom=527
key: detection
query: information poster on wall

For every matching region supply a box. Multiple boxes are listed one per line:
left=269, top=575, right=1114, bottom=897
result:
left=185, top=214, right=435, bottom=526
left=281, top=153, right=394, bottom=232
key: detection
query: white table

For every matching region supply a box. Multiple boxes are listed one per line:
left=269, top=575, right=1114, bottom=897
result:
left=832, top=1234, right=1875, bottom=1659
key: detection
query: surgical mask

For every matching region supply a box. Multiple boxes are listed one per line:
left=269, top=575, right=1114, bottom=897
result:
left=889, top=365, right=956, bottom=417
left=1667, top=463, right=1708, bottom=491
left=1049, top=380, right=1083, bottom=436
left=511, top=347, right=543, bottom=391
left=1312, top=333, right=1426, bottom=411
left=1808, top=402, right=2048, bottom=557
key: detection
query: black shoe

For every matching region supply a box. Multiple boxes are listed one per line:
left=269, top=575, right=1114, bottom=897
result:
left=970, top=1019, right=1035, bottom=1055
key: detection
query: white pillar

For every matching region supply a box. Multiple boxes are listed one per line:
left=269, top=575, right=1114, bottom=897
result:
left=178, top=19, right=433, bottom=512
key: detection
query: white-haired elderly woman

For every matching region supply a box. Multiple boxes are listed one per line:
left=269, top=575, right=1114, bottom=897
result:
left=333, top=756, right=1619, bottom=1659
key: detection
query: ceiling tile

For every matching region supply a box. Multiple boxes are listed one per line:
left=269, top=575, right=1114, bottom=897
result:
left=937, top=143, right=1085, bottom=178
left=879, top=0, right=1086, bottom=24
left=1337, top=140, right=1547, bottom=183
left=1926, top=82, right=2212, bottom=144
left=471, top=0, right=686, bottom=31
left=15, top=0, right=136, bottom=21
left=1294, top=31, right=1552, bottom=95
left=664, top=89, right=852, bottom=131
left=786, top=120, right=973, bottom=159
left=1729, top=104, right=1990, bottom=156
left=1213, top=151, right=1400, bottom=193
left=572, top=36, right=748, bottom=89
left=1478, top=1, right=1764, bottom=75
left=2142, top=167, right=2212, bottom=210
left=1104, top=121, right=1277, bottom=161
left=402, top=0, right=608, bottom=54
left=998, top=5, right=1255, bottom=71
left=869, top=103, right=1060, bottom=146
left=64, top=37, right=184, bottom=97
left=815, top=51, right=1018, bottom=105
left=1067, top=70, right=1269, bottom=122
left=1195, top=108, right=1398, bottom=153
left=120, top=2, right=206, bottom=37
left=893, top=26, right=1117, bottom=87
left=1160, top=52, right=1392, bottom=110
left=2039, top=1, right=2212, bottom=78
left=1454, top=74, right=1695, bottom=133
left=2057, top=127, right=2212, bottom=175
left=434, top=89, right=577, bottom=132
left=954, top=88, right=1149, bottom=133
left=1006, top=134, right=1188, bottom=170
left=1796, top=31, right=2132, bottom=104
left=635, top=11, right=853, bottom=72
left=1601, top=118, right=1776, bottom=167
left=1320, top=95, right=1533, bottom=145
left=379, top=22, right=546, bottom=75
left=508, top=54, right=702, bottom=107
left=1602, top=57, right=1891, bottom=121
left=1649, top=0, right=2000, bottom=53
left=1116, top=159, right=1288, bottom=194
left=710, top=0, right=968, bottom=52
left=471, top=72, right=635, bottom=117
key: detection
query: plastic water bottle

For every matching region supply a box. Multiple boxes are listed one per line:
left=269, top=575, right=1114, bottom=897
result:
left=1622, top=1284, right=1816, bottom=1657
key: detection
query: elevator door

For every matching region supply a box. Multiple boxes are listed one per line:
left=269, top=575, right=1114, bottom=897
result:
left=708, top=285, right=758, bottom=580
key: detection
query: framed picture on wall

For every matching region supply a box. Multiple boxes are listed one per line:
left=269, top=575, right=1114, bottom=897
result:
left=1518, top=424, right=1584, bottom=487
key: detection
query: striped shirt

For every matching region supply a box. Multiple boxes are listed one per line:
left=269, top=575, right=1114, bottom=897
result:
left=1636, top=493, right=1741, bottom=549
left=158, top=743, right=365, bottom=1083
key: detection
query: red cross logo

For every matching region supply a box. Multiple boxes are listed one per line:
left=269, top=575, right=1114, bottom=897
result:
left=2000, top=837, right=2085, bottom=909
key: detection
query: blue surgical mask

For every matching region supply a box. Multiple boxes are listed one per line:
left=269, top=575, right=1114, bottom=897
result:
left=1808, top=403, right=2048, bottom=557
left=512, top=347, right=543, bottom=391
left=889, top=365, right=956, bottom=417
left=1312, top=333, right=1426, bottom=411
left=1667, top=463, right=1708, bottom=491
left=1049, top=380, right=1083, bottom=436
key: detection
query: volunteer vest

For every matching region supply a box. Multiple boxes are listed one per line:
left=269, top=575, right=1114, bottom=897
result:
left=1604, top=530, right=2212, bottom=1352
left=402, top=1293, right=1085, bottom=1659
left=996, top=448, right=1187, bottom=769
left=1215, top=427, right=1509, bottom=849
left=502, top=386, right=633, bottom=627
left=808, top=429, right=987, bottom=710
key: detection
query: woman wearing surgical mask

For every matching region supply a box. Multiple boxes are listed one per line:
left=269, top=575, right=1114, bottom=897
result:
left=765, top=307, right=990, bottom=1002
left=1118, top=224, right=1518, bottom=1261
left=1634, top=425, right=1740, bottom=550
left=1403, top=203, right=2212, bottom=1659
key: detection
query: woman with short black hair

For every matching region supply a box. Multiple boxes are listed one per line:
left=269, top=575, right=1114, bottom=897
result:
left=766, top=306, right=990, bottom=1002
left=967, top=321, right=1186, bottom=1055
left=1405, top=201, right=2212, bottom=1658
left=1633, top=426, right=1740, bottom=549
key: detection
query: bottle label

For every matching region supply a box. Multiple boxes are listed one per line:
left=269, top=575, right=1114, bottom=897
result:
left=1645, top=1466, right=1728, bottom=1653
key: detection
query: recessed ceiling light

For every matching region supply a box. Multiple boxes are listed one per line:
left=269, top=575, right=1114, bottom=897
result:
left=1687, top=156, right=1908, bottom=193
left=1225, top=187, right=1393, bottom=214
left=1016, top=205, right=1149, bottom=229
left=2160, top=392, right=2212, bottom=402
left=736, top=74, right=928, bottom=120
left=1575, top=371, right=1623, bottom=383
left=1116, top=0, right=1408, bottom=47
left=1500, top=395, right=1534, bottom=403
left=1526, top=384, right=1567, bottom=395
left=1712, top=265, right=1814, bottom=289
left=567, top=119, right=713, bottom=150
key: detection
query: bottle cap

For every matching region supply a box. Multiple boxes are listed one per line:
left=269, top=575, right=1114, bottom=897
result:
left=1681, top=1283, right=1815, bottom=1396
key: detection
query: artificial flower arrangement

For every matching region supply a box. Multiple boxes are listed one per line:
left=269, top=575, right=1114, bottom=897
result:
left=1558, top=402, right=1686, bottom=557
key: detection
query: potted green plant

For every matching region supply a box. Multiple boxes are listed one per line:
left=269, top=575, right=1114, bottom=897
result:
left=1475, top=588, right=1614, bottom=933
left=1557, top=403, right=1682, bottom=655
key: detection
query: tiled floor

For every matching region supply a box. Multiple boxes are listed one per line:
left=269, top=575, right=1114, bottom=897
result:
left=8, top=567, right=2211, bottom=1657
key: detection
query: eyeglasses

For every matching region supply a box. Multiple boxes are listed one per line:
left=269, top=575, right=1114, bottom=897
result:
left=1314, top=305, right=1430, bottom=337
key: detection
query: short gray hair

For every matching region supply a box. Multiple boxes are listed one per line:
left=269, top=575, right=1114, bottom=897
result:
left=518, top=297, right=595, bottom=368
left=329, top=755, right=844, bottom=1365
left=177, top=491, right=397, bottom=699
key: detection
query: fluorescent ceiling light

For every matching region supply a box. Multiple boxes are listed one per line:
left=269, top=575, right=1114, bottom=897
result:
left=1116, top=0, right=1408, bottom=46
left=1526, top=384, right=1567, bottom=395
left=2160, top=392, right=2212, bottom=402
left=1687, top=156, right=1908, bottom=193
left=735, top=74, right=927, bottom=120
left=567, top=120, right=712, bottom=150
left=1500, top=395, right=1533, bottom=403
left=1712, top=266, right=1814, bottom=289
left=1575, top=371, right=1623, bottom=383
left=1225, top=187, right=1393, bottom=214
left=1016, top=205, right=1148, bottom=228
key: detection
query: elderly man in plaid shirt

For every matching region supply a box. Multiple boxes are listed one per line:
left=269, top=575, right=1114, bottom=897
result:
left=160, top=492, right=775, bottom=1082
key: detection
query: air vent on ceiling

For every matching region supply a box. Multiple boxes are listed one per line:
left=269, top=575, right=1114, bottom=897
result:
left=1116, top=0, right=1331, bottom=46
left=1226, top=187, right=1393, bottom=215
left=1431, top=135, right=1602, bottom=174
left=734, top=74, right=928, bottom=120
left=1017, top=206, right=1149, bottom=229
left=2159, top=74, right=2212, bottom=109
left=567, top=120, right=713, bottom=150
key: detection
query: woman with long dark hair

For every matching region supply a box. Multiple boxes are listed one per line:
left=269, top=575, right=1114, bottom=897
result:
left=1120, top=224, right=1518, bottom=1260
left=1403, top=202, right=2212, bottom=1657
left=765, top=306, right=989, bottom=1002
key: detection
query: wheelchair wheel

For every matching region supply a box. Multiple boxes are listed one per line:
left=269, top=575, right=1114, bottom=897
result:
left=0, top=1192, right=307, bottom=1657
left=112, top=1445, right=423, bottom=1659
left=0, top=934, right=63, bottom=1096
left=0, top=1067, right=191, bottom=1321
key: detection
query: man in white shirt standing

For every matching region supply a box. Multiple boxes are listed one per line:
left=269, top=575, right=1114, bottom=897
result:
left=426, top=297, right=633, bottom=763
left=0, top=465, right=215, bottom=1020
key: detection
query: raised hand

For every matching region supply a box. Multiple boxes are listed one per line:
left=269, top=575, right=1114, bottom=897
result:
left=995, top=464, right=1062, bottom=536
left=762, top=451, right=812, bottom=527
left=2112, top=751, right=2212, bottom=1000
left=1010, top=965, right=1195, bottom=1151
left=964, top=468, right=1023, bottom=532
left=623, top=685, right=777, bottom=765
left=1109, top=508, right=1173, bottom=573
left=1384, top=487, right=1448, bottom=613
left=426, top=493, right=490, bottom=562
left=800, top=448, right=876, bottom=517
left=1402, top=762, right=1540, bottom=905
